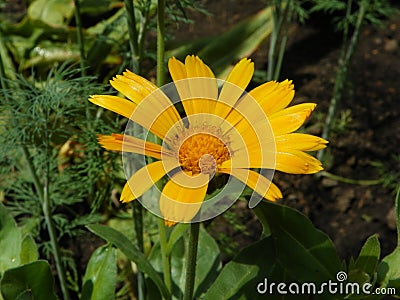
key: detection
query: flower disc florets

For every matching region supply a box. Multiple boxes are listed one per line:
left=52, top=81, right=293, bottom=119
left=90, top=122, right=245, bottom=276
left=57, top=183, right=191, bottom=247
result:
left=169, top=124, right=231, bottom=176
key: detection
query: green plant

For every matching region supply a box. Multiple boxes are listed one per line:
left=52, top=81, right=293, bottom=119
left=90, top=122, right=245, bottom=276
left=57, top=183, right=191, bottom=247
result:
left=0, top=63, right=120, bottom=298
left=314, top=0, right=396, bottom=161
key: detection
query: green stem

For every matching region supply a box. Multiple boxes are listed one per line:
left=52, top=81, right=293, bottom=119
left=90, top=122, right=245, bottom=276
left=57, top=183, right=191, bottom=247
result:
left=318, top=0, right=367, bottom=161
left=395, top=187, right=400, bottom=246
left=43, top=179, right=71, bottom=300
left=22, top=147, right=70, bottom=300
left=158, top=218, right=172, bottom=295
left=21, top=147, right=44, bottom=204
left=73, top=0, right=86, bottom=75
left=320, top=171, right=381, bottom=186
left=125, top=2, right=146, bottom=298
left=183, top=222, right=200, bottom=300
left=137, top=1, right=151, bottom=64
left=273, top=1, right=292, bottom=80
left=155, top=1, right=171, bottom=297
left=132, top=202, right=145, bottom=300
left=267, top=1, right=279, bottom=81
left=124, top=0, right=140, bottom=71
left=157, top=0, right=165, bottom=87
left=267, top=0, right=288, bottom=81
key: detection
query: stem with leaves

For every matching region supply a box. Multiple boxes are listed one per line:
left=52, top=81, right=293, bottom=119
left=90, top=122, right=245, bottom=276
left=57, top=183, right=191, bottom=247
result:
left=21, top=138, right=71, bottom=300
left=0, top=50, right=71, bottom=300
left=125, top=0, right=140, bottom=72
left=155, top=0, right=173, bottom=296
left=124, top=1, right=147, bottom=298
left=73, top=0, right=86, bottom=76
left=318, top=0, right=367, bottom=161
left=267, top=0, right=293, bottom=81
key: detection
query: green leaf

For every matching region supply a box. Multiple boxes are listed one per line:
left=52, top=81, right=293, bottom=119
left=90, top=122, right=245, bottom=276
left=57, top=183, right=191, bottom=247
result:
left=19, top=235, right=38, bottom=265
left=0, top=260, right=57, bottom=300
left=82, top=244, right=117, bottom=300
left=0, top=42, right=16, bottom=81
left=86, top=224, right=170, bottom=300
left=202, top=237, right=276, bottom=300
left=166, top=223, right=189, bottom=255
left=203, top=201, right=342, bottom=300
left=354, top=234, right=380, bottom=276
left=377, top=248, right=400, bottom=292
left=148, top=227, right=220, bottom=299
left=346, top=235, right=381, bottom=299
left=377, top=188, right=400, bottom=292
left=27, top=0, right=74, bottom=27
left=0, top=203, right=21, bottom=274
left=167, top=7, right=273, bottom=77
left=254, top=201, right=342, bottom=283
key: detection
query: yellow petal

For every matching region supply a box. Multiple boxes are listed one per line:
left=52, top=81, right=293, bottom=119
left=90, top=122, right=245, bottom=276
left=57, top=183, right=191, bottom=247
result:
left=168, top=56, right=187, bottom=81
left=269, top=103, right=316, bottom=136
left=123, top=69, right=159, bottom=95
left=219, top=168, right=282, bottom=201
left=216, top=58, right=254, bottom=119
left=185, top=55, right=215, bottom=78
left=89, top=95, right=136, bottom=119
left=106, top=71, right=183, bottom=139
left=121, top=160, right=179, bottom=202
left=248, top=79, right=295, bottom=116
left=276, top=133, right=328, bottom=151
left=97, top=133, right=167, bottom=159
left=159, top=172, right=209, bottom=226
left=276, top=150, right=323, bottom=174
left=110, top=75, right=150, bottom=105
left=169, top=56, right=218, bottom=116
left=224, top=58, right=254, bottom=91
left=220, top=147, right=275, bottom=169
left=89, top=93, right=171, bottom=138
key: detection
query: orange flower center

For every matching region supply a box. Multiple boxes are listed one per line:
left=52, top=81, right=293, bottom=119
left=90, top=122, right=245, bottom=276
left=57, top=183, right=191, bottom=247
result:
left=178, top=133, right=230, bottom=175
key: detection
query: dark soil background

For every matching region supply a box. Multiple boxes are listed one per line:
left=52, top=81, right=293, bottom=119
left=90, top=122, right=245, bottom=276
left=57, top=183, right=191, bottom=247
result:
left=177, top=0, right=400, bottom=262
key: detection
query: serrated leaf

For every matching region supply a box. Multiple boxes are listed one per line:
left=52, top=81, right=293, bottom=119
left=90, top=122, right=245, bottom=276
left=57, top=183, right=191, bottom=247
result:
left=86, top=224, right=170, bottom=300
left=0, top=260, right=57, bottom=300
left=81, top=244, right=117, bottom=300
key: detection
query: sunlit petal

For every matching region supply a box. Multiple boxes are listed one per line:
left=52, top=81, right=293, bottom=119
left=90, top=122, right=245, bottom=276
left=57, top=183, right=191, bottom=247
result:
left=249, top=79, right=295, bottom=115
left=97, top=133, right=170, bottom=160
left=121, top=160, right=179, bottom=202
left=276, top=150, right=323, bottom=174
left=269, top=103, right=317, bottom=135
left=159, top=172, right=209, bottom=226
left=216, top=58, right=254, bottom=119
left=276, top=133, right=328, bottom=151
left=89, top=95, right=136, bottom=119
left=219, top=168, right=282, bottom=201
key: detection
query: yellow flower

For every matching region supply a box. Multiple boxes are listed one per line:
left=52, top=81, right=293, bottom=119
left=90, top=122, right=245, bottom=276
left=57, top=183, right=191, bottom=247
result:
left=89, top=55, right=327, bottom=226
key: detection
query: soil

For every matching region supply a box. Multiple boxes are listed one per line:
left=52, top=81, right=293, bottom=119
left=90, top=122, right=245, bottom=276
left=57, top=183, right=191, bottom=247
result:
left=176, top=0, right=400, bottom=262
